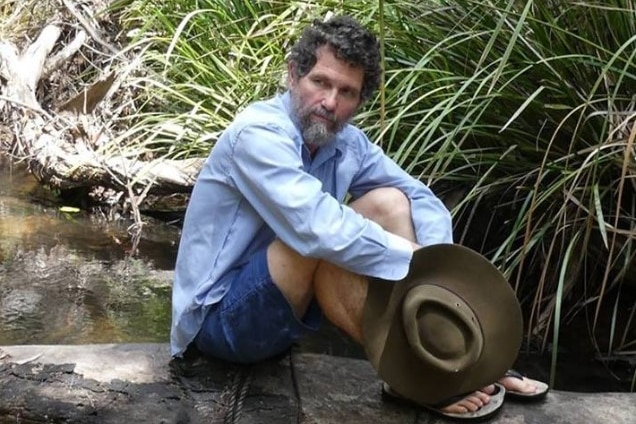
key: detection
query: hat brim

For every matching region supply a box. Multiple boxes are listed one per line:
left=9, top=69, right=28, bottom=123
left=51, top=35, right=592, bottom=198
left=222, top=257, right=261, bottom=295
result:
left=362, top=244, right=523, bottom=406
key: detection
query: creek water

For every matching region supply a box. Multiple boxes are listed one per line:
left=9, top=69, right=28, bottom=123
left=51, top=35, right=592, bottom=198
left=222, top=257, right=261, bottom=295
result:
left=0, top=155, right=178, bottom=345
left=0, top=155, right=634, bottom=393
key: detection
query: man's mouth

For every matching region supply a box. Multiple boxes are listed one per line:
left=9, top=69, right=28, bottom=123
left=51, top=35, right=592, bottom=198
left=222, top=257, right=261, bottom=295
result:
left=312, top=113, right=335, bottom=125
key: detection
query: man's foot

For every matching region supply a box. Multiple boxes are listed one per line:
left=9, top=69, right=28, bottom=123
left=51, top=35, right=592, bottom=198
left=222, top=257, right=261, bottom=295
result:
left=382, top=382, right=505, bottom=421
left=439, top=384, right=496, bottom=414
left=498, top=369, right=549, bottom=401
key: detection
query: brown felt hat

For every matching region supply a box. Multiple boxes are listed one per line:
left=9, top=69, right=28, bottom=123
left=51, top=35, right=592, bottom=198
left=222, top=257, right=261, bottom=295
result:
left=362, top=244, right=523, bottom=406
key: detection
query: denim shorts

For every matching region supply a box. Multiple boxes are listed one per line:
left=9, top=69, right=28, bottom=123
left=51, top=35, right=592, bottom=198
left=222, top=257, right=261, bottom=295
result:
left=194, top=247, right=322, bottom=363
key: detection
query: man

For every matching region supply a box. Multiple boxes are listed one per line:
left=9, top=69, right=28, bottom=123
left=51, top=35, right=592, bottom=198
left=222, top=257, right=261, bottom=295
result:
left=171, top=15, right=544, bottom=417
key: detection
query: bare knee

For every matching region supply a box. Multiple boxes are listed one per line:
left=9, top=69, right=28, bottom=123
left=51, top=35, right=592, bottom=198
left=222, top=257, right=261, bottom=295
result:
left=351, top=187, right=412, bottom=230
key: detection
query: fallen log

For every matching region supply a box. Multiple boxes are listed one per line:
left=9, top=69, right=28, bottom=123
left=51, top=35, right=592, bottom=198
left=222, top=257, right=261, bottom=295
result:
left=0, top=343, right=635, bottom=424
left=26, top=129, right=204, bottom=195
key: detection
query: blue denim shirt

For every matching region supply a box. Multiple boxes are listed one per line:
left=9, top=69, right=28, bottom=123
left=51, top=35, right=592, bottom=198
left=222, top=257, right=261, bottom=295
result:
left=170, top=91, right=453, bottom=356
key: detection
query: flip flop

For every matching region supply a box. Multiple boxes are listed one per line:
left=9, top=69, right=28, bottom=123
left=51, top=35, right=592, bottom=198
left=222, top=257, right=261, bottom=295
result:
left=381, top=382, right=505, bottom=422
left=502, top=369, right=549, bottom=401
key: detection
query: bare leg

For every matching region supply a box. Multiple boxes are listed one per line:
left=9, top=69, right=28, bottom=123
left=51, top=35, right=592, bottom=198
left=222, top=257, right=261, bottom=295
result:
left=267, top=187, right=414, bottom=339
left=312, top=188, right=495, bottom=414
left=267, top=187, right=493, bottom=412
left=313, top=187, right=415, bottom=344
left=267, top=240, right=319, bottom=319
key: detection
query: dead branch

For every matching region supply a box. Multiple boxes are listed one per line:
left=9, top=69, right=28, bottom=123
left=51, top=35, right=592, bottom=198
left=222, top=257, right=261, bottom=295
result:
left=43, top=29, right=87, bottom=78
left=1, top=0, right=204, bottom=218
left=61, top=0, right=119, bottom=55
left=0, top=24, right=62, bottom=109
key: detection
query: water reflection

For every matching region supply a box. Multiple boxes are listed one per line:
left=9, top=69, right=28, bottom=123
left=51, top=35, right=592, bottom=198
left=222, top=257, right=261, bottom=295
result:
left=0, top=155, right=180, bottom=269
left=0, top=155, right=178, bottom=345
left=0, top=244, right=174, bottom=345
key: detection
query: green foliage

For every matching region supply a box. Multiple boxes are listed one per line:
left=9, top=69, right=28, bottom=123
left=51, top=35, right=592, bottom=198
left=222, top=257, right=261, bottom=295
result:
left=113, top=0, right=636, bottom=381
left=114, top=0, right=351, bottom=158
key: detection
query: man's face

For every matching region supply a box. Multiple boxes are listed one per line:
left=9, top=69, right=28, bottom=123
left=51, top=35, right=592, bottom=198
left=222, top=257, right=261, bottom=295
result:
left=288, top=45, right=364, bottom=148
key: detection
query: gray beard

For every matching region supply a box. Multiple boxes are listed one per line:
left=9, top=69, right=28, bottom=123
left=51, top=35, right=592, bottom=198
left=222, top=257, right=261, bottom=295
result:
left=302, top=121, right=335, bottom=147
left=290, top=89, right=345, bottom=148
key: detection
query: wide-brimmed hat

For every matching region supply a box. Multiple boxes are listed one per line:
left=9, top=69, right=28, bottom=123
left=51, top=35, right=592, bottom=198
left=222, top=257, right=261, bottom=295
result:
left=362, top=244, right=523, bottom=406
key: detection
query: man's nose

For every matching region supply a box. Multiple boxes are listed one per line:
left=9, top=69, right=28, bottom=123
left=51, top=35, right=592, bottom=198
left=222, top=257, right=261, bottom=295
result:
left=321, top=90, right=338, bottom=111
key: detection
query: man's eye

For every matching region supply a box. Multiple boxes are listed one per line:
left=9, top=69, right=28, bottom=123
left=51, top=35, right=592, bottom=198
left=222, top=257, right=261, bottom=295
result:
left=341, top=90, right=355, bottom=99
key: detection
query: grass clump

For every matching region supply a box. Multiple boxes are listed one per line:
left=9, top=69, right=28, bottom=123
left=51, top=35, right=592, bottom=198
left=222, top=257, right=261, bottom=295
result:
left=112, top=0, right=636, bottom=386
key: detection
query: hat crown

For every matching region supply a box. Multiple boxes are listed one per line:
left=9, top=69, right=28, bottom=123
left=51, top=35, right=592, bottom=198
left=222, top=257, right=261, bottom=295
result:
left=362, top=244, right=524, bottom=406
left=402, top=284, right=483, bottom=373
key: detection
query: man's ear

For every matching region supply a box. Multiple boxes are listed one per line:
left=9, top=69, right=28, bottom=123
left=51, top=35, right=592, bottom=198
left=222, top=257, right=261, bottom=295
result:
left=287, top=61, right=297, bottom=86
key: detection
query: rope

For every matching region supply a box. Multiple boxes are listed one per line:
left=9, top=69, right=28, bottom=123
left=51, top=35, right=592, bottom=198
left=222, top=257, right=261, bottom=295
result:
left=289, top=347, right=303, bottom=424
left=219, top=347, right=303, bottom=423
left=223, top=366, right=252, bottom=424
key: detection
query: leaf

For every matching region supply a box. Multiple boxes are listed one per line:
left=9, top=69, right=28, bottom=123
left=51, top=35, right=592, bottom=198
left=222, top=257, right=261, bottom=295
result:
left=499, top=86, right=545, bottom=133
left=58, top=72, right=116, bottom=115
left=59, top=206, right=81, bottom=213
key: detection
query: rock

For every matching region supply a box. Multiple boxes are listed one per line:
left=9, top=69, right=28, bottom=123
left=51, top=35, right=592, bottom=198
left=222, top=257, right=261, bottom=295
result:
left=0, top=343, right=634, bottom=423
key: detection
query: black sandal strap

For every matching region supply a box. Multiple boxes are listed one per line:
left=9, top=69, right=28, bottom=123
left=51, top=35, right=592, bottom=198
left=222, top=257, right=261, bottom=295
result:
left=504, top=369, right=525, bottom=380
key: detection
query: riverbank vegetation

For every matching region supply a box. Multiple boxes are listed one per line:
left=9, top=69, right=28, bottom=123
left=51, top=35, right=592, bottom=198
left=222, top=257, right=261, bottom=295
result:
left=1, top=0, right=635, bottom=388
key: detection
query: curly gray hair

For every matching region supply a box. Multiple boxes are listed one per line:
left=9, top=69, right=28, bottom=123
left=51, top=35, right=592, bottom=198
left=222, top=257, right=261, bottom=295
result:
left=288, top=15, right=382, bottom=102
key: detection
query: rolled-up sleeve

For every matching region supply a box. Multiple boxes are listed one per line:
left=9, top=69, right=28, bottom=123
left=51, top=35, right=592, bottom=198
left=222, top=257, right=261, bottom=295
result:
left=229, top=124, right=414, bottom=280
